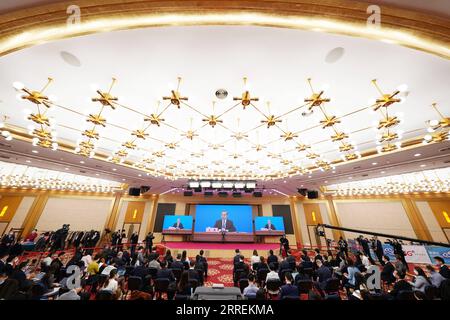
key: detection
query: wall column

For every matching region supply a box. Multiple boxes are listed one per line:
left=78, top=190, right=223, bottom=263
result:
left=21, top=193, right=49, bottom=237
left=289, top=196, right=302, bottom=247
left=146, top=194, right=159, bottom=234
left=401, top=198, right=432, bottom=241
left=324, top=196, right=345, bottom=240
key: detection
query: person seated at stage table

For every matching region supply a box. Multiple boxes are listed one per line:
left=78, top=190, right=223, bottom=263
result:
left=279, top=272, right=298, bottom=299
left=266, top=263, right=280, bottom=282
left=171, top=254, right=184, bottom=271
left=434, top=256, right=449, bottom=279
left=172, top=218, right=184, bottom=229
left=213, top=211, right=236, bottom=232
left=267, top=250, right=278, bottom=267
left=264, top=219, right=276, bottom=231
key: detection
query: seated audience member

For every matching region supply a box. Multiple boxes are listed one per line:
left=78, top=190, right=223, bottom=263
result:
left=112, top=251, right=125, bottom=268
left=267, top=250, right=278, bottom=266
left=176, top=271, right=192, bottom=297
left=87, top=255, right=100, bottom=275
left=298, top=254, right=314, bottom=273
left=343, top=258, right=359, bottom=290
left=286, top=251, right=297, bottom=270
left=314, top=248, right=323, bottom=262
left=389, top=271, right=412, bottom=299
left=49, top=252, right=65, bottom=276
left=434, top=256, right=449, bottom=279
left=148, top=256, right=161, bottom=270
left=266, top=263, right=280, bottom=282
left=426, top=265, right=445, bottom=288
left=100, top=269, right=119, bottom=298
left=314, top=259, right=332, bottom=291
left=256, top=256, right=269, bottom=272
left=381, top=255, right=396, bottom=284
left=57, top=287, right=82, bottom=301
left=251, top=250, right=260, bottom=268
left=171, top=254, right=184, bottom=270
left=42, top=253, right=53, bottom=268
left=243, top=273, right=259, bottom=298
left=187, top=260, right=201, bottom=284
left=410, top=267, right=431, bottom=293
left=279, top=272, right=298, bottom=299
left=156, top=260, right=176, bottom=282
left=278, top=256, right=291, bottom=279
left=135, top=247, right=145, bottom=267
left=164, top=249, right=174, bottom=268
left=101, top=264, right=117, bottom=276
left=25, top=229, right=38, bottom=243
left=81, top=252, right=92, bottom=268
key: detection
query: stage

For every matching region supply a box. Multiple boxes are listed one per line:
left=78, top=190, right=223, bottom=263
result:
left=160, top=242, right=283, bottom=258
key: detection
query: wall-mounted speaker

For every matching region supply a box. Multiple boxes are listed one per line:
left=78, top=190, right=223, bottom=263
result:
left=140, top=185, right=151, bottom=193
left=128, top=187, right=141, bottom=196
left=297, top=188, right=308, bottom=196
left=253, top=191, right=262, bottom=198
left=218, top=191, right=228, bottom=197
left=307, top=190, right=319, bottom=199
left=204, top=191, right=213, bottom=197
left=232, top=192, right=242, bottom=198
left=183, top=191, right=193, bottom=196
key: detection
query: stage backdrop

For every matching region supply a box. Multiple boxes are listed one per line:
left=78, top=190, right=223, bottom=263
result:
left=194, top=204, right=253, bottom=233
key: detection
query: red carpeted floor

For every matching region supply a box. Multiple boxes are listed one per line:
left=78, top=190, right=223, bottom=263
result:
left=163, top=242, right=280, bottom=250
left=203, top=258, right=236, bottom=287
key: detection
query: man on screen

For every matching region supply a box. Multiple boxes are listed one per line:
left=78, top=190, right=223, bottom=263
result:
left=213, top=211, right=236, bottom=232
left=172, top=218, right=184, bottom=229
left=264, top=219, right=276, bottom=231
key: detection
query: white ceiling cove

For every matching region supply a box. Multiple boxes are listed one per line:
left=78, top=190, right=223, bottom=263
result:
left=0, top=26, right=449, bottom=193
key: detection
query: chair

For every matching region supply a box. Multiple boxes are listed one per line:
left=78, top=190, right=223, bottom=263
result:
left=256, top=269, right=269, bottom=285
left=396, top=290, right=415, bottom=300
left=239, top=278, right=249, bottom=293
left=296, top=279, right=313, bottom=294
left=96, top=290, right=114, bottom=300
left=424, top=285, right=439, bottom=300
left=303, top=268, right=314, bottom=279
left=188, top=279, right=199, bottom=291
left=266, top=279, right=282, bottom=296
left=154, top=278, right=170, bottom=300
left=172, top=269, right=182, bottom=282
left=123, top=276, right=142, bottom=300
left=125, top=266, right=135, bottom=277
left=148, top=268, right=158, bottom=279
left=324, top=278, right=340, bottom=295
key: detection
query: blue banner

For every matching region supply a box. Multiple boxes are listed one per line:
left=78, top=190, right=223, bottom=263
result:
left=426, top=246, right=450, bottom=264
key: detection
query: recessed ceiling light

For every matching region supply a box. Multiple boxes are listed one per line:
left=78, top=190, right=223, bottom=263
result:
left=138, top=174, right=142, bottom=177
left=332, top=170, right=336, bottom=173
left=414, top=153, right=421, bottom=157
left=31, top=150, right=38, bottom=154
left=283, top=180, right=286, bottom=183
left=95, top=173, right=99, bottom=176
left=325, top=47, right=345, bottom=64
left=348, top=177, right=353, bottom=179
left=60, top=51, right=81, bottom=67
left=372, top=162, right=377, bottom=165
left=65, top=168, right=69, bottom=170
left=381, top=171, right=385, bottom=174
left=324, top=180, right=328, bottom=183
left=308, top=175, right=312, bottom=178
left=122, top=179, right=126, bottom=181
left=80, top=160, right=85, bottom=164
left=26, top=160, right=31, bottom=163
left=112, top=168, right=117, bottom=171
left=420, top=164, right=426, bottom=167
